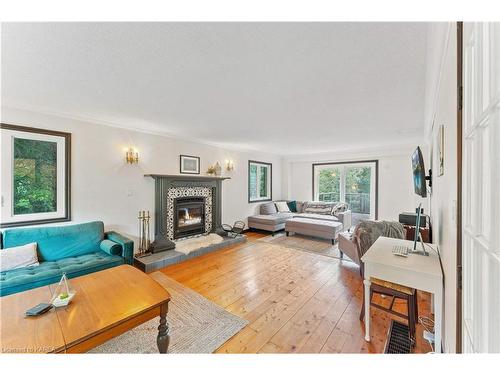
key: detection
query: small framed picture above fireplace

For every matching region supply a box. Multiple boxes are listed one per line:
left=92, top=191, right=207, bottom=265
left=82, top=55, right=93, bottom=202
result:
left=179, top=155, right=200, bottom=175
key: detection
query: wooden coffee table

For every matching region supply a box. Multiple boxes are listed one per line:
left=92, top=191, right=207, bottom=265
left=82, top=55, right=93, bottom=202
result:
left=0, top=265, right=171, bottom=353
left=0, top=285, right=66, bottom=353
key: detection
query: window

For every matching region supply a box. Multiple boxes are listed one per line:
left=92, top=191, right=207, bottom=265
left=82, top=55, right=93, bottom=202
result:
left=13, top=138, right=58, bottom=215
left=1, top=124, right=71, bottom=227
left=248, top=160, right=272, bottom=202
left=313, top=160, right=378, bottom=219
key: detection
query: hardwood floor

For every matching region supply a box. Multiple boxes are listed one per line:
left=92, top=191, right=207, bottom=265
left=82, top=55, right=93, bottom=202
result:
left=160, top=232, right=433, bottom=353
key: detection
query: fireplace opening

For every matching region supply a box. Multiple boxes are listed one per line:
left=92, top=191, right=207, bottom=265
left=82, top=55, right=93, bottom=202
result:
left=174, top=197, right=205, bottom=239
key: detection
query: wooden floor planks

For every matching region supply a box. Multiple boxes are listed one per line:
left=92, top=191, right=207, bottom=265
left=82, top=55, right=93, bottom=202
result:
left=160, top=231, right=432, bottom=354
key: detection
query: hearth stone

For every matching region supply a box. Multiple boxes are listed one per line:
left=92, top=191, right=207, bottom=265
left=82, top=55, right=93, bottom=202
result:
left=134, top=234, right=246, bottom=273
left=149, top=237, right=176, bottom=253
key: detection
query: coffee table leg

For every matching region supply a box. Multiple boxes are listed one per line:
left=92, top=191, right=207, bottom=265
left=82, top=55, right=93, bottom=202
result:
left=157, top=302, right=170, bottom=353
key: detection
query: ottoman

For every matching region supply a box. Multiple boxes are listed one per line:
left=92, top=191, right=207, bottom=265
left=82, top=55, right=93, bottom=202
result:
left=285, top=217, right=343, bottom=244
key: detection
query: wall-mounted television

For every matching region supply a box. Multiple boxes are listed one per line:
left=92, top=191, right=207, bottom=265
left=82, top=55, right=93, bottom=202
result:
left=412, top=146, right=428, bottom=198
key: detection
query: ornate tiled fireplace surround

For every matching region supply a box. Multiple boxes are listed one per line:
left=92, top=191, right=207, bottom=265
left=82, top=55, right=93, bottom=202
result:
left=135, top=174, right=245, bottom=273
left=168, top=186, right=213, bottom=240
left=146, top=174, right=230, bottom=246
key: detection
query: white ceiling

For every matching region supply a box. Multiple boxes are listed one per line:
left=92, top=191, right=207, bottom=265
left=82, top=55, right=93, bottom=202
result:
left=1, top=22, right=428, bottom=155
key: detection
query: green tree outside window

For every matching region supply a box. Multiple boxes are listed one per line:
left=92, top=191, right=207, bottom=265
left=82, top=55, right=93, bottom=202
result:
left=259, top=166, right=268, bottom=197
left=13, top=138, right=57, bottom=214
left=316, top=165, right=372, bottom=214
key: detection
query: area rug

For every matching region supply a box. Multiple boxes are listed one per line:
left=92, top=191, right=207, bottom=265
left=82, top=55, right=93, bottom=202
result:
left=261, top=233, right=349, bottom=260
left=90, top=272, right=248, bottom=353
left=174, top=233, right=224, bottom=255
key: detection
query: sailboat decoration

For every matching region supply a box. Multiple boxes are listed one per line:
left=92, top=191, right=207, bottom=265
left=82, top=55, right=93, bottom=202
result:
left=51, top=273, right=76, bottom=307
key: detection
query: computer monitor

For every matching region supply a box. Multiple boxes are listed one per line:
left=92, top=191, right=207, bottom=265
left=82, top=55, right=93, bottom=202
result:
left=413, top=204, right=421, bottom=250
left=412, top=147, right=427, bottom=198
left=413, top=203, right=428, bottom=256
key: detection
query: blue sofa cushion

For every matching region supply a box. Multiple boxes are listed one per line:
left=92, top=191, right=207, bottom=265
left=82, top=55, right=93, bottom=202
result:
left=100, top=239, right=122, bottom=256
left=104, top=231, right=134, bottom=265
left=1, top=221, right=105, bottom=262
left=0, top=251, right=124, bottom=297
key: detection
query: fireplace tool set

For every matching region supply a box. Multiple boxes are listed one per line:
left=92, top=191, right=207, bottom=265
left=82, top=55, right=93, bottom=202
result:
left=136, top=210, right=152, bottom=257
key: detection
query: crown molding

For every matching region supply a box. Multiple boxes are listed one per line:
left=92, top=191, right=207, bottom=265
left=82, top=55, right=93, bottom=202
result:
left=2, top=103, right=424, bottom=162
left=283, top=141, right=424, bottom=163
left=1, top=102, right=283, bottom=157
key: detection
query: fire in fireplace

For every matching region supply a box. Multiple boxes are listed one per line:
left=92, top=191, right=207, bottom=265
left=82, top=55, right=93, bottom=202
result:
left=178, top=208, right=202, bottom=227
left=174, top=197, right=205, bottom=239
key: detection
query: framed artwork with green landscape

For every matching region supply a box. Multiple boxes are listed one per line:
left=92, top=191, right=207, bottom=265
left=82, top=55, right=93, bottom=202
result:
left=0, top=124, right=71, bottom=227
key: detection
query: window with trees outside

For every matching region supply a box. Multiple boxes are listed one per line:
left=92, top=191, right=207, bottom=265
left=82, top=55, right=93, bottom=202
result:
left=0, top=124, right=71, bottom=227
left=313, top=160, right=378, bottom=219
left=248, top=160, right=272, bottom=202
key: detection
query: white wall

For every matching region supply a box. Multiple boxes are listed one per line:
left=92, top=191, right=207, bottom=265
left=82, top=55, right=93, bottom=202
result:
left=424, top=22, right=458, bottom=353
left=282, top=144, right=422, bottom=221
left=1, top=107, right=283, bottom=246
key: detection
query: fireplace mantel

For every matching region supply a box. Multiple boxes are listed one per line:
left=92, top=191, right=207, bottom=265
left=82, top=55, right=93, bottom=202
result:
left=145, top=174, right=230, bottom=181
left=145, top=173, right=229, bottom=252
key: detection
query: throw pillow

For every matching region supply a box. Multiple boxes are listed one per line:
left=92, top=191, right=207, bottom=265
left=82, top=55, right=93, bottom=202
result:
left=296, top=201, right=305, bottom=213
left=303, top=201, right=333, bottom=215
left=260, top=202, right=278, bottom=215
left=287, top=200, right=298, bottom=212
left=100, top=239, right=122, bottom=256
left=275, top=201, right=291, bottom=213
left=332, top=202, right=349, bottom=216
left=0, top=242, right=39, bottom=272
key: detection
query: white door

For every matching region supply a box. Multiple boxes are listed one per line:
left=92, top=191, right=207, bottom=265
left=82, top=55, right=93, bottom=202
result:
left=462, top=22, right=500, bottom=353
left=313, top=161, right=378, bottom=220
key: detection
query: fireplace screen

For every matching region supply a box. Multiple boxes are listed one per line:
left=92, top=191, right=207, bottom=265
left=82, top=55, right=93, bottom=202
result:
left=178, top=206, right=202, bottom=227
left=174, top=197, right=205, bottom=239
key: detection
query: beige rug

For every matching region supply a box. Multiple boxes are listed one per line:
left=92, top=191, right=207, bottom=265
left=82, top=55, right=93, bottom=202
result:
left=90, top=272, right=248, bottom=353
left=261, top=233, right=349, bottom=260
left=174, top=233, right=224, bottom=255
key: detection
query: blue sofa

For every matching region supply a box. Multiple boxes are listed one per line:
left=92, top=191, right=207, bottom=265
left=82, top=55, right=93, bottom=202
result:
left=0, top=221, right=134, bottom=297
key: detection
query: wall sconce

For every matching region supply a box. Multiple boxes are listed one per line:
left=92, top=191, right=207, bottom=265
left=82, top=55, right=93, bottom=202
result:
left=225, top=159, right=234, bottom=172
left=126, top=148, right=139, bottom=164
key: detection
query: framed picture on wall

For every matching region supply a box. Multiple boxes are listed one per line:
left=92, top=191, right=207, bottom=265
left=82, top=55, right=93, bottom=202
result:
left=180, top=155, right=200, bottom=174
left=0, top=123, right=71, bottom=228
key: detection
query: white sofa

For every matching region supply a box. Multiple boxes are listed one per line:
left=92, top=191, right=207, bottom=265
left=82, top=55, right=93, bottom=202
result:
left=247, top=201, right=352, bottom=235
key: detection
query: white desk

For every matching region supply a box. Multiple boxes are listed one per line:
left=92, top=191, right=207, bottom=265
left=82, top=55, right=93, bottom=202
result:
left=361, top=236, right=443, bottom=352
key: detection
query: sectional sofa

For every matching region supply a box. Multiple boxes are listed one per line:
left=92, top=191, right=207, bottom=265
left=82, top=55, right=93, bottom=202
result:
left=248, top=200, right=352, bottom=236
left=0, top=221, right=133, bottom=296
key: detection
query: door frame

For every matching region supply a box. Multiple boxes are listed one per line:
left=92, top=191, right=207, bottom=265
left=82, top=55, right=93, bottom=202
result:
left=456, top=21, right=463, bottom=354
left=311, top=159, right=379, bottom=220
